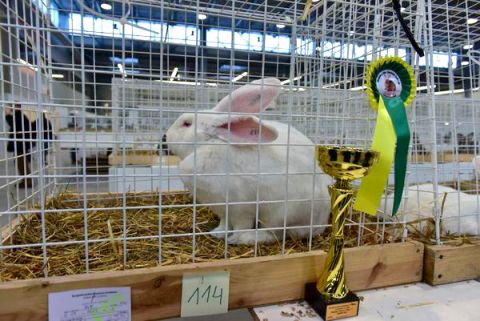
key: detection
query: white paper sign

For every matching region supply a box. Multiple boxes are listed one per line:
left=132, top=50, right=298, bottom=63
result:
left=48, top=287, right=131, bottom=321
left=181, top=271, right=230, bottom=317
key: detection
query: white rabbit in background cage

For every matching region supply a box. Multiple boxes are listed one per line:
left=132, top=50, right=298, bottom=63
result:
left=473, top=155, right=480, bottom=176
left=166, top=78, right=330, bottom=244
left=380, top=158, right=480, bottom=236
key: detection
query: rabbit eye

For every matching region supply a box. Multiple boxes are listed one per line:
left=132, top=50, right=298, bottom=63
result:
left=182, top=120, right=192, bottom=127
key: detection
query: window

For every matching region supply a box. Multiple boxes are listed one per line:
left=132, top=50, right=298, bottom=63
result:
left=68, top=13, right=198, bottom=46
left=206, top=28, right=232, bottom=48
left=419, top=52, right=457, bottom=69
left=317, top=42, right=406, bottom=61
left=66, top=14, right=415, bottom=64
left=295, top=38, right=315, bottom=55
left=206, top=29, right=264, bottom=51
left=264, top=34, right=290, bottom=53
left=37, top=0, right=60, bottom=27
left=168, top=25, right=198, bottom=46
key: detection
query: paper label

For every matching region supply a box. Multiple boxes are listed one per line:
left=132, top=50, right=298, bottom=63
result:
left=181, top=271, right=230, bottom=317
left=48, top=287, right=131, bottom=321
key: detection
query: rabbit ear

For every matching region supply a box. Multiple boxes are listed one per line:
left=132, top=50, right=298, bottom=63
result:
left=214, top=116, right=278, bottom=144
left=213, top=78, right=281, bottom=114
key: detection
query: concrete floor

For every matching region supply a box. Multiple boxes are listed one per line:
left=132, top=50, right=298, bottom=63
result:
left=253, top=280, right=480, bottom=321
left=165, top=309, right=253, bottom=321
left=159, top=280, right=480, bottom=321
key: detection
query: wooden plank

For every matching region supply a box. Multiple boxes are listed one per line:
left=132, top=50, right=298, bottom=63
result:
left=108, top=154, right=181, bottom=166
left=424, top=241, right=480, bottom=285
left=409, top=152, right=475, bottom=164
left=0, top=241, right=423, bottom=321
left=108, top=154, right=160, bottom=166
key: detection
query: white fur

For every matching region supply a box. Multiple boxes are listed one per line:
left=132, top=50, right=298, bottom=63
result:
left=166, top=78, right=330, bottom=244
left=380, top=183, right=480, bottom=235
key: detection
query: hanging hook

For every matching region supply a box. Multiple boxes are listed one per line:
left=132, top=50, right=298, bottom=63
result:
left=392, top=0, right=425, bottom=57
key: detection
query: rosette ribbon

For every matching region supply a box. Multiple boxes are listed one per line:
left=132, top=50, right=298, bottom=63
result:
left=354, top=57, right=416, bottom=216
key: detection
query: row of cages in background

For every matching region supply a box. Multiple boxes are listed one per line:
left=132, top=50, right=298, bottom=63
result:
left=0, top=0, right=480, bottom=282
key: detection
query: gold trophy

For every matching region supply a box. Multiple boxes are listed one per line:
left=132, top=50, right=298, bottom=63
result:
left=305, top=146, right=379, bottom=321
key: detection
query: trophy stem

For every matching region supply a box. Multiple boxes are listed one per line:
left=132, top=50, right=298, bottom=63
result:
left=316, top=179, right=354, bottom=300
left=306, top=146, right=378, bottom=320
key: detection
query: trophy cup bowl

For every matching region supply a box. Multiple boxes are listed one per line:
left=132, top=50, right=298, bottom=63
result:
left=316, top=146, right=379, bottom=183
left=305, top=146, right=379, bottom=321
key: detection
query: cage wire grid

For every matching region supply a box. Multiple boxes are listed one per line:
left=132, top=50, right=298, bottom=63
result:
left=0, top=0, right=479, bottom=280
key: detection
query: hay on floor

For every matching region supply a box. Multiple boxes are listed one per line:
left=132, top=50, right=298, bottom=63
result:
left=0, top=191, right=405, bottom=281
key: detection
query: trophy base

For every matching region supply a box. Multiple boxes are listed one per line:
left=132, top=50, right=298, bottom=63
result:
left=304, top=283, right=359, bottom=321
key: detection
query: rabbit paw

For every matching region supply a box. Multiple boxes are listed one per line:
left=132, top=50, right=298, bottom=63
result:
left=210, top=225, right=231, bottom=239
left=227, top=231, right=277, bottom=245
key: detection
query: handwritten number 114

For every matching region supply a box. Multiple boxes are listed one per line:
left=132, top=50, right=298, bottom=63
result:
left=188, top=285, right=224, bottom=305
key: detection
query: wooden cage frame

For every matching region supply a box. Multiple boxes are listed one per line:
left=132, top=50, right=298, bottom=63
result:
left=0, top=241, right=424, bottom=320
left=424, top=241, right=480, bottom=286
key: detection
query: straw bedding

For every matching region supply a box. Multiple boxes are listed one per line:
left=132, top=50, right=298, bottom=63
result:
left=2, top=180, right=479, bottom=281
left=0, top=191, right=403, bottom=281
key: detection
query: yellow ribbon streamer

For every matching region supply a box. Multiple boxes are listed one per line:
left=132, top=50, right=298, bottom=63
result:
left=354, top=96, right=396, bottom=215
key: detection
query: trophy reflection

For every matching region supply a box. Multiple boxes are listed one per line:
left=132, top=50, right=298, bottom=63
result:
left=305, top=146, right=379, bottom=320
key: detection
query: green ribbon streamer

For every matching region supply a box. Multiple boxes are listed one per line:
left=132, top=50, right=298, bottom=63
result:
left=383, top=97, right=411, bottom=216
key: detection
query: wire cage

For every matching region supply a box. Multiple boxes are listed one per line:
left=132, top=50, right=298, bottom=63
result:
left=0, top=0, right=479, bottom=282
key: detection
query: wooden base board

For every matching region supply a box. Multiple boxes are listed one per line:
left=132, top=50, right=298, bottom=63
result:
left=424, top=241, right=480, bottom=285
left=0, top=241, right=423, bottom=321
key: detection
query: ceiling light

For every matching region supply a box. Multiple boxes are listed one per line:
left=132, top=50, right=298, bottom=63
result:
left=198, top=13, right=207, bottom=20
left=155, top=80, right=201, bottom=86
left=434, top=89, right=464, bottom=95
left=232, top=72, right=248, bottom=82
left=312, top=0, right=320, bottom=2
left=463, top=44, right=474, bottom=50
left=276, top=23, right=286, bottom=29
left=350, top=85, right=366, bottom=91
left=461, top=61, right=470, bottom=66
left=281, top=76, right=302, bottom=85
left=117, top=63, right=126, bottom=77
left=110, top=57, right=138, bottom=65
left=16, top=58, right=37, bottom=71
left=416, top=85, right=437, bottom=91
left=400, top=7, right=406, bottom=13
left=100, top=3, right=112, bottom=10
left=52, top=74, right=64, bottom=79
left=467, top=18, right=478, bottom=25
left=444, top=122, right=450, bottom=126
left=434, top=87, right=480, bottom=95
left=219, top=64, right=247, bottom=72
left=170, top=67, right=178, bottom=81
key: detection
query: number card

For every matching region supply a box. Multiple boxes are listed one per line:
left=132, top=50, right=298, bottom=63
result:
left=48, top=287, right=131, bottom=321
left=181, top=271, right=230, bottom=317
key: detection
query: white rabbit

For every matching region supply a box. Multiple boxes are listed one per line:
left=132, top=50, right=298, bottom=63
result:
left=165, top=78, right=330, bottom=244
left=380, top=183, right=480, bottom=235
